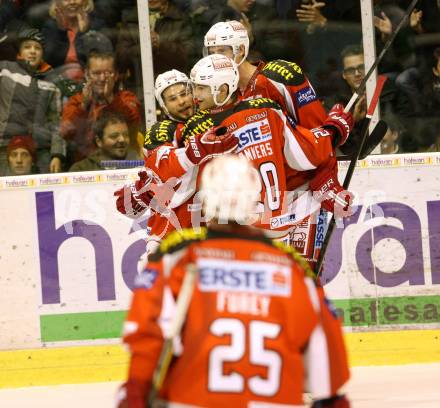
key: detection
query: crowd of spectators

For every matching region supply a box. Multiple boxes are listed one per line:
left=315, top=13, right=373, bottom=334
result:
left=0, top=0, right=439, bottom=176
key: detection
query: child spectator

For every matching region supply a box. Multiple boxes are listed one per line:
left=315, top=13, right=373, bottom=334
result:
left=0, top=28, right=65, bottom=176
left=6, top=135, right=37, bottom=176
left=61, top=50, right=142, bottom=165
left=69, top=111, right=140, bottom=172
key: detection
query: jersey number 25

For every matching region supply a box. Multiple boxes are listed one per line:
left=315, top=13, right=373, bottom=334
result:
left=208, top=318, right=282, bottom=396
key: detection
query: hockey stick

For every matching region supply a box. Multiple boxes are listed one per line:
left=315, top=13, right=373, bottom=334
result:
left=315, top=75, right=388, bottom=277
left=336, top=119, right=388, bottom=161
left=344, top=0, right=418, bottom=113
left=147, top=263, right=198, bottom=407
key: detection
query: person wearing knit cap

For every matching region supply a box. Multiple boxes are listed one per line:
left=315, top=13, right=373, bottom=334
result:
left=6, top=135, right=37, bottom=176
left=17, top=28, right=47, bottom=71
left=0, top=27, right=66, bottom=176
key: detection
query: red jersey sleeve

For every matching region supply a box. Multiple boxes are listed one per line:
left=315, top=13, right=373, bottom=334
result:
left=123, top=261, right=165, bottom=388
left=283, top=113, right=334, bottom=170
left=259, top=60, right=327, bottom=128
left=144, top=144, right=192, bottom=181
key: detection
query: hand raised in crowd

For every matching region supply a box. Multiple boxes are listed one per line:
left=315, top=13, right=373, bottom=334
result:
left=410, top=9, right=423, bottom=33
left=50, top=157, right=62, bottom=173
left=54, top=5, right=69, bottom=29
left=353, top=94, right=367, bottom=123
left=77, top=9, right=90, bottom=33
left=102, top=74, right=115, bottom=104
left=81, top=79, right=93, bottom=109
left=374, top=11, right=392, bottom=40
left=296, top=1, right=327, bottom=27
left=150, top=30, right=160, bottom=49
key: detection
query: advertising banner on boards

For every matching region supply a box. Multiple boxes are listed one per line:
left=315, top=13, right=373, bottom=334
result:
left=0, top=153, right=439, bottom=350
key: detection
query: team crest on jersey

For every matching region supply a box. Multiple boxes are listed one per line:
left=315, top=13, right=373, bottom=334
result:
left=197, top=259, right=291, bottom=297
left=296, top=86, right=317, bottom=107
left=134, top=268, right=159, bottom=289
left=234, top=118, right=272, bottom=151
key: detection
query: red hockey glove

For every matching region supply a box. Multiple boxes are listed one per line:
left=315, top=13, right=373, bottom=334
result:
left=184, top=126, right=238, bottom=165
left=311, top=394, right=350, bottom=408
left=323, top=104, right=354, bottom=147
left=116, top=380, right=149, bottom=408
left=114, top=169, right=155, bottom=218
left=309, top=167, right=353, bottom=217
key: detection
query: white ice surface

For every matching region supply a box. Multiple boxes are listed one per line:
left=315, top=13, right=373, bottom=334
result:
left=0, top=363, right=439, bottom=407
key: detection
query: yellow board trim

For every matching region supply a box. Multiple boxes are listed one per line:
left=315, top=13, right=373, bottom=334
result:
left=1, top=330, right=440, bottom=389
left=345, top=329, right=440, bottom=366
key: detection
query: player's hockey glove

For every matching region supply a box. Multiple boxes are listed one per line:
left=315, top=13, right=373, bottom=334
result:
left=311, top=394, right=350, bottom=408
left=115, top=380, right=149, bottom=408
left=114, top=169, right=155, bottom=218
left=184, top=126, right=238, bottom=165
left=323, top=104, right=354, bottom=147
left=309, top=166, right=353, bottom=217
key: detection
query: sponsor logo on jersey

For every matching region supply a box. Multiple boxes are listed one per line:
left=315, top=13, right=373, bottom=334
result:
left=235, top=118, right=272, bottom=151
left=134, top=268, right=159, bottom=289
left=314, top=209, right=327, bottom=249
left=198, top=258, right=291, bottom=297
left=245, top=111, right=267, bottom=123
left=227, top=122, right=237, bottom=131
left=263, top=60, right=303, bottom=79
left=270, top=212, right=296, bottom=229
left=296, top=86, right=317, bottom=107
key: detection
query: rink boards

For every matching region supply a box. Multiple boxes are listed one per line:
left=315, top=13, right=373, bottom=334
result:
left=0, top=152, right=439, bottom=387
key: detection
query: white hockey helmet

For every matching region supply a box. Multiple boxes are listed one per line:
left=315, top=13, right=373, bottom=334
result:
left=203, top=20, right=249, bottom=66
left=154, top=69, right=190, bottom=117
left=201, top=155, right=261, bottom=225
left=190, top=54, right=239, bottom=107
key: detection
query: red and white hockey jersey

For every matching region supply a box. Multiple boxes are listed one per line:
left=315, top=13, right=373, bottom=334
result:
left=123, top=228, right=350, bottom=407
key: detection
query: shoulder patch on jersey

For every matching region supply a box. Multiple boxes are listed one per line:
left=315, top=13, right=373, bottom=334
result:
left=295, top=86, right=317, bottom=107
left=235, top=98, right=281, bottom=114
left=159, top=227, right=208, bottom=255
left=271, top=240, right=315, bottom=279
left=181, top=110, right=218, bottom=143
left=144, top=120, right=177, bottom=149
left=262, top=59, right=305, bottom=87
left=134, top=267, right=159, bottom=289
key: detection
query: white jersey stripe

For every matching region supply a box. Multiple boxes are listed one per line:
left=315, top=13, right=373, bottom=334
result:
left=303, top=278, right=332, bottom=399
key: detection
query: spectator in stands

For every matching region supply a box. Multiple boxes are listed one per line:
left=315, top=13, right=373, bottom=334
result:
left=325, top=44, right=411, bottom=157
left=0, top=28, right=65, bottom=176
left=42, top=0, right=112, bottom=88
left=396, top=46, right=440, bottom=118
left=380, top=117, right=403, bottom=154
left=69, top=111, right=140, bottom=172
left=6, top=135, right=37, bottom=176
left=61, top=50, right=142, bottom=166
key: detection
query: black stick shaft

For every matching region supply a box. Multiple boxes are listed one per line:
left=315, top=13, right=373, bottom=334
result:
left=344, top=0, right=418, bottom=113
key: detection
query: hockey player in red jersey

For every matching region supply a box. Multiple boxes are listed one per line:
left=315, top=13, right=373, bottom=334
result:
left=201, top=21, right=351, bottom=261
left=203, top=20, right=327, bottom=129
left=115, top=54, right=353, bottom=257
left=144, top=69, right=194, bottom=151
left=115, top=68, right=239, bottom=256
left=117, top=155, right=350, bottom=408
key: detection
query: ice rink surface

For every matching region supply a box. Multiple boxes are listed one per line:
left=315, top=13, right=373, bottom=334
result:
left=0, top=363, right=439, bottom=408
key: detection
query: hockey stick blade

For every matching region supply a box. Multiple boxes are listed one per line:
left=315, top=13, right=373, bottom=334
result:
left=337, top=120, right=388, bottom=161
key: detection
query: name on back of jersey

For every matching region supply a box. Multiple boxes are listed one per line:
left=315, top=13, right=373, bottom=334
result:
left=197, top=258, right=291, bottom=297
